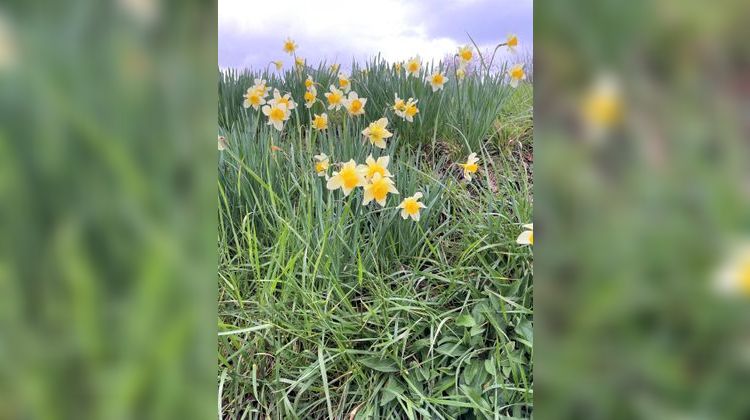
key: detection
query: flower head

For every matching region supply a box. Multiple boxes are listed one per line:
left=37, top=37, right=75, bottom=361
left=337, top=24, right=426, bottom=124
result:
left=261, top=102, right=290, bottom=131
left=273, top=60, right=283, bottom=71
left=714, top=241, right=750, bottom=297
left=312, top=113, right=328, bottom=131
left=516, top=224, right=534, bottom=245
left=269, top=88, right=297, bottom=111
left=456, top=66, right=466, bottom=81
left=251, top=79, right=270, bottom=96
left=338, top=72, right=351, bottom=93
left=364, top=155, right=391, bottom=179
left=218, top=135, right=227, bottom=151
left=404, top=98, right=419, bottom=122
left=242, top=88, right=266, bottom=110
left=283, top=37, right=297, bottom=54
left=295, top=56, right=305, bottom=68
left=508, top=64, right=526, bottom=88
left=304, top=86, right=317, bottom=109
left=343, top=91, right=367, bottom=116
left=428, top=72, right=447, bottom=92
left=314, top=153, right=330, bottom=177
left=581, top=75, right=623, bottom=134
left=363, top=173, right=399, bottom=207
left=398, top=192, right=426, bottom=221
left=458, top=45, right=473, bottom=63
left=406, top=56, right=421, bottom=76
left=326, top=159, right=367, bottom=196
left=394, top=62, right=402, bottom=72
left=330, top=63, right=340, bottom=73
left=393, top=94, right=407, bottom=118
left=362, top=118, right=393, bottom=149
left=324, top=85, right=345, bottom=110
left=305, top=75, right=314, bottom=89
left=506, top=34, right=519, bottom=52
left=459, top=152, right=480, bottom=180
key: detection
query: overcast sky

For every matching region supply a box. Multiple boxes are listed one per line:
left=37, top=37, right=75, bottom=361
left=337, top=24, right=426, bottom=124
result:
left=218, top=0, right=533, bottom=71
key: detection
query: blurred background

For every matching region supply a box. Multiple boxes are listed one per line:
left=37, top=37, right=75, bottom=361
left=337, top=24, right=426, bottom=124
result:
left=535, top=0, right=750, bottom=418
left=0, top=1, right=215, bottom=419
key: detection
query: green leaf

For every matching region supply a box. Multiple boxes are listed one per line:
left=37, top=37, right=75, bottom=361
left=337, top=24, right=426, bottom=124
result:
left=455, top=314, right=476, bottom=328
left=360, top=357, right=400, bottom=373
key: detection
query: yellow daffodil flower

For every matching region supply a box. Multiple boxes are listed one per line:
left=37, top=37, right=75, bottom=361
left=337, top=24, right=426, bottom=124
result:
left=506, top=34, right=518, bottom=52
left=314, top=153, right=329, bottom=177
left=429, top=72, right=447, bottom=92
left=516, top=224, right=534, bottom=245
left=338, top=72, right=351, bottom=93
left=303, top=86, right=317, bottom=109
left=343, top=91, right=367, bottom=116
left=404, top=98, right=419, bottom=122
left=363, top=173, right=399, bottom=207
left=456, top=66, right=466, bottom=81
left=330, top=63, right=340, bottom=73
left=305, top=75, right=314, bottom=89
left=327, top=159, right=367, bottom=196
left=242, top=88, right=266, bottom=110
left=394, top=62, right=402, bottom=72
left=268, top=88, right=297, bottom=111
left=508, top=64, right=526, bottom=88
left=324, top=85, right=345, bottom=111
left=393, top=94, right=407, bottom=118
left=312, top=113, right=328, bottom=131
left=458, top=45, right=473, bottom=63
left=459, top=152, right=480, bottom=180
left=283, top=37, right=297, bottom=54
left=714, top=241, right=750, bottom=297
left=362, top=118, right=393, bottom=149
left=273, top=60, right=283, bottom=70
left=406, top=56, right=421, bottom=76
left=364, top=155, right=391, bottom=179
left=398, top=192, right=426, bottom=221
left=582, top=75, right=623, bottom=134
left=261, top=102, right=290, bottom=131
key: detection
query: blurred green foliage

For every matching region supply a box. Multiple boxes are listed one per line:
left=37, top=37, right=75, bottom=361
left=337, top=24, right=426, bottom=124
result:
left=0, top=1, right=215, bottom=419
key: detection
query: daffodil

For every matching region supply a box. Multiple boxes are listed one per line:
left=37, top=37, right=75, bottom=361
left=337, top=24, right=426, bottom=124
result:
left=304, top=86, right=317, bottom=109
left=582, top=75, right=623, bottom=132
left=312, top=113, right=328, bottom=131
left=283, top=37, right=297, bottom=54
left=273, top=60, right=283, bottom=71
left=458, top=45, right=473, bottom=63
left=506, top=34, right=518, bottom=52
left=295, top=57, right=305, bottom=69
left=363, top=173, right=399, bottom=207
left=714, top=241, right=750, bottom=297
left=314, top=153, right=329, bottom=177
left=508, top=64, right=526, bottom=88
left=398, top=192, right=426, bottom=221
left=456, top=66, right=466, bottom=81
left=393, top=94, right=407, bottom=118
left=343, top=91, right=367, bottom=116
left=252, top=78, right=270, bottom=95
left=404, top=98, right=419, bottom=122
left=364, top=155, right=391, bottom=179
left=269, top=88, right=297, bottom=111
left=516, top=224, right=533, bottom=245
left=261, top=102, right=290, bottom=131
left=218, top=135, right=227, bottom=151
left=242, top=88, right=266, bottom=110
left=324, top=85, right=345, bottom=111
left=330, top=63, right=340, bottom=73
left=362, top=118, right=393, bottom=149
left=394, top=62, right=402, bottom=72
left=338, top=72, right=351, bottom=93
left=406, top=56, right=421, bottom=76
left=326, top=159, right=367, bottom=196
left=459, top=152, right=480, bottom=180
left=304, top=75, right=314, bottom=89
left=428, top=72, right=447, bottom=92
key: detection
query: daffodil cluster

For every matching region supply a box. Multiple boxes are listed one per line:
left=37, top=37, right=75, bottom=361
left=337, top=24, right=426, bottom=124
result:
left=242, top=78, right=270, bottom=110
left=393, top=95, right=419, bottom=123
left=304, top=75, right=317, bottom=109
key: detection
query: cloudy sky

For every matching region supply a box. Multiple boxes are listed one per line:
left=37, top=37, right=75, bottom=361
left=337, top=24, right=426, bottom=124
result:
left=218, top=0, right=533, bottom=71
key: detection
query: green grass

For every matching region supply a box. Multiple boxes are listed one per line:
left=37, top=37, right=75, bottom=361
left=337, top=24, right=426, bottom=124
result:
left=218, top=58, right=533, bottom=419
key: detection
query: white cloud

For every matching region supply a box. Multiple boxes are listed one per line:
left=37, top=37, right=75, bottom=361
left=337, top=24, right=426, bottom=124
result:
left=218, top=0, right=462, bottom=64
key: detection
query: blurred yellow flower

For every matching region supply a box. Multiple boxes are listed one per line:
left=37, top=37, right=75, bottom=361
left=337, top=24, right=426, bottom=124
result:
left=218, top=135, right=227, bottom=151
left=305, top=75, right=314, bottom=89
left=506, top=34, right=519, bottom=52
left=338, top=72, right=351, bottom=93
left=459, top=152, right=480, bottom=180
left=362, top=118, right=393, bottom=149
left=582, top=75, right=623, bottom=132
left=324, top=85, right=345, bottom=111
left=304, top=86, right=317, bottom=109
left=273, top=60, right=283, bottom=70
left=715, top=242, right=750, bottom=296
left=393, top=95, right=407, bottom=118
left=242, top=88, right=266, bottom=110
left=269, top=88, right=297, bottom=111
left=456, top=67, right=466, bottom=81
left=312, top=113, right=328, bottom=131
left=404, top=98, right=419, bottom=122
left=406, top=56, right=421, bottom=76
left=458, top=45, right=473, bottom=63
left=314, top=153, right=329, bottom=176
left=343, top=91, right=367, bottom=116
left=508, top=64, right=526, bottom=88
left=394, top=62, right=402, bottom=72
left=283, top=37, right=297, bottom=54
left=516, top=224, right=534, bottom=245
left=295, top=56, right=305, bottom=68
left=364, top=155, right=391, bottom=179
left=330, top=63, right=340, bottom=73
left=261, top=102, right=290, bottom=131
left=429, top=72, right=447, bottom=92
left=327, top=159, right=367, bottom=196
left=363, top=173, right=399, bottom=207
left=398, top=192, right=426, bottom=221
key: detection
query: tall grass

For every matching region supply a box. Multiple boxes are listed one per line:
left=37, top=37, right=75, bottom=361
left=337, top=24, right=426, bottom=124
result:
left=218, top=56, right=533, bottom=418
